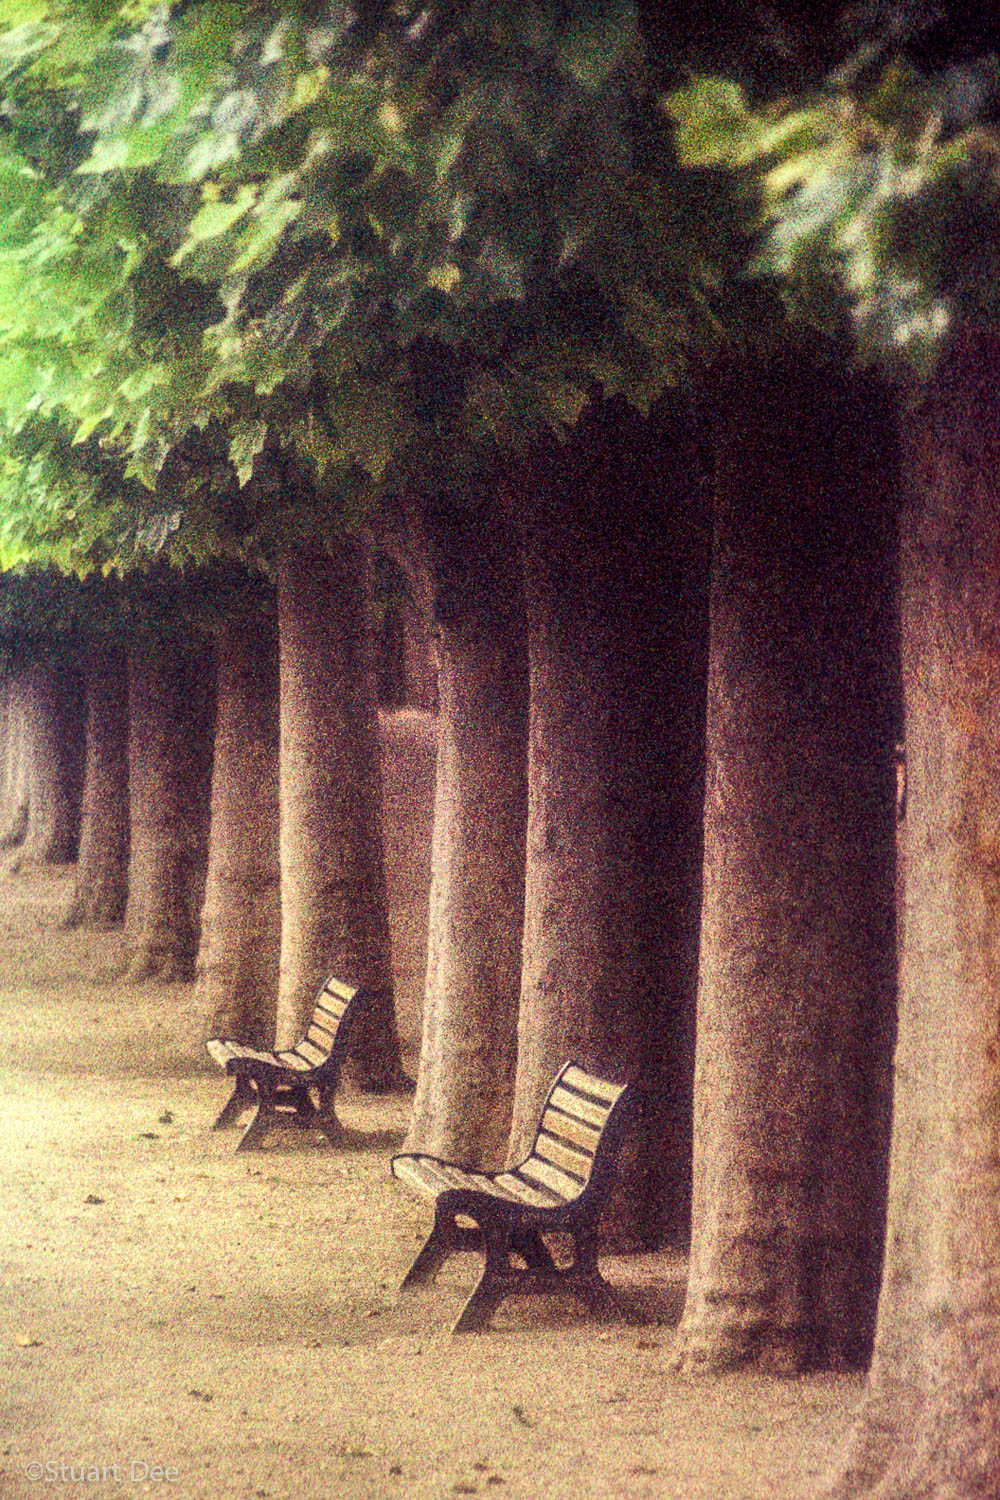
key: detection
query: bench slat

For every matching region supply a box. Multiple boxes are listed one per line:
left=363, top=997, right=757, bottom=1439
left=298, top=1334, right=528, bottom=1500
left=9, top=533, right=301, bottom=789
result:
left=539, top=1106, right=601, bottom=1155
left=394, top=1158, right=457, bottom=1196
left=304, top=1023, right=336, bottom=1053
left=208, top=1041, right=278, bottom=1065
left=493, top=1172, right=564, bottom=1208
left=518, top=1155, right=584, bottom=1202
left=548, top=1084, right=610, bottom=1130
left=322, top=978, right=357, bottom=1004
left=315, top=994, right=348, bottom=1020
left=294, top=1039, right=327, bottom=1066
left=561, top=1065, right=624, bottom=1106
left=534, top=1131, right=593, bottom=1181
left=274, top=1050, right=312, bottom=1071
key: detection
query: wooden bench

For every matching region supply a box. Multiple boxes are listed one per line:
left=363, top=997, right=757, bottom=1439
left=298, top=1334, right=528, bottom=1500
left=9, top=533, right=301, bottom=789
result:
left=391, top=1062, right=634, bottom=1333
left=206, top=976, right=366, bottom=1151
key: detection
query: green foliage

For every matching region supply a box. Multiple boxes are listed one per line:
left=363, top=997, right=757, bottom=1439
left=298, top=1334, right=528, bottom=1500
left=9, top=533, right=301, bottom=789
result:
left=0, top=0, right=747, bottom=582
left=666, top=52, right=1000, bottom=372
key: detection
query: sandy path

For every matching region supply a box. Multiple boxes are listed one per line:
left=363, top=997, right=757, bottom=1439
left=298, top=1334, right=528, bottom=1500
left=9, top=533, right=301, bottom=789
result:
left=1, top=867, right=860, bottom=1500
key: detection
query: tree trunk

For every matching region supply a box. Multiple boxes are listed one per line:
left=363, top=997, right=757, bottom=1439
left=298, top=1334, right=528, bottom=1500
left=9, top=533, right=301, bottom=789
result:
left=277, top=540, right=404, bottom=1089
left=826, top=329, right=1000, bottom=1498
left=403, top=501, right=528, bottom=1169
left=65, top=641, right=129, bottom=928
left=195, top=614, right=280, bottom=1046
left=125, top=638, right=215, bottom=982
left=509, top=399, right=711, bottom=1248
left=402, top=601, right=438, bottom=711
left=15, top=662, right=83, bottom=866
left=0, top=671, right=29, bottom=850
left=672, top=358, right=898, bottom=1375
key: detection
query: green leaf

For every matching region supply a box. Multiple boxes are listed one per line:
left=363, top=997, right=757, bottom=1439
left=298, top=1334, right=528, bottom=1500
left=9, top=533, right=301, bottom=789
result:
left=171, top=184, right=258, bottom=263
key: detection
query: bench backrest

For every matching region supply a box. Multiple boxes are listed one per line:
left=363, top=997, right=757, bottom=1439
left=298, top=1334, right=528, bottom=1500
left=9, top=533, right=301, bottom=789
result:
left=510, top=1062, right=631, bottom=1208
left=278, top=976, right=363, bottom=1073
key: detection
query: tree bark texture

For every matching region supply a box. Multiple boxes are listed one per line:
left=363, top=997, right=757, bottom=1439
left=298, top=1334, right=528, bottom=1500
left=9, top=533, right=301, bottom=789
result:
left=65, top=640, right=129, bottom=928
left=195, top=615, right=280, bottom=1046
left=0, top=671, right=29, bottom=850
left=15, top=661, right=83, bottom=866
left=827, top=329, right=1000, bottom=1498
left=402, top=498, right=528, bottom=1170
left=673, top=358, right=899, bottom=1375
left=509, top=399, right=712, bottom=1248
left=125, top=638, right=215, bottom=982
left=277, top=541, right=404, bottom=1089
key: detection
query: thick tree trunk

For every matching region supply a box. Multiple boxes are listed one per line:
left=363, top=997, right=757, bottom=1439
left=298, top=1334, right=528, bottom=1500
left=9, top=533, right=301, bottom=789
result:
left=0, top=671, right=29, bottom=850
left=195, top=615, right=280, bottom=1046
left=826, top=329, right=1000, bottom=1498
left=402, top=601, right=438, bottom=711
left=14, top=662, right=83, bottom=866
left=277, top=541, right=404, bottom=1089
left=65, top=641, right=129, bottom=928
left=125, top=639, right=215, bottom=982
left=403, top=503, right=528, bottom=1169
left=508, top=400, right=711, bottom=1247
left=672, top=359, right=898, bottom=1375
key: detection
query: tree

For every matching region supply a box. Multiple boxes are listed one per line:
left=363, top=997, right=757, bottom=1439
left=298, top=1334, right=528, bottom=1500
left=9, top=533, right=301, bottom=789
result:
left=385, top=479, right=528, bottom=1168
left=667, top=25, right=1000, bottom=1484
left=508, top=396, right=711, bottom=1247
left=125, top=631, right=214, bottom=981
left=673, top=349, right=898, bottom=1373
left=195, top=603, right=280, bottom=1046
left=276, top=537, right=405, bottom=1088
left=65, top=637, right=129, bottom=928
left=0, top=669, right=30, bottom=850
left=828, top=326, right=1000, bottom=1500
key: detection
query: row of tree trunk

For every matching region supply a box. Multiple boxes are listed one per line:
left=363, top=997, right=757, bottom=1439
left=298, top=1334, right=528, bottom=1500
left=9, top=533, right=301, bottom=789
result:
left=0, top=337, right=996, bottom=1495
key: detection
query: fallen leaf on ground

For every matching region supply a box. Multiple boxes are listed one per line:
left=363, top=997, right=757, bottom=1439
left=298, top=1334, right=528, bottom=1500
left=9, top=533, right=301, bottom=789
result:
left=187, top=1389, right=213, bottom=1403
left=511, top=1406, right=532, bottom=1427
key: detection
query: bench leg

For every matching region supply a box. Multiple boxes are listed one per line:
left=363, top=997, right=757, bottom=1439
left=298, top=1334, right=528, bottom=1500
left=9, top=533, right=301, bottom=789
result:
left=511, top=1229, right=556, bottom=1271
left=452, top=1222, right=516, bottom=1335
left=235, top=1090, right=274, bottom=1152
left=452, top=1277, right=510, bottom=1334
left=212, top=1075, right=255, bottom=1130
left=400, top=1206, right=481, bottom=1291
left=568, top=1225, right=632, bottom=1323
left=313, top=1089, right=346, bottom=1147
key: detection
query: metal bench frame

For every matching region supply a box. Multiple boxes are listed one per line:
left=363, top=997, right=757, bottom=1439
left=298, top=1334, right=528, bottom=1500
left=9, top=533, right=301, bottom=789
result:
left=206, top=977, right=367, bottom=1151
left=391, top=1062, right=634, bottom=1333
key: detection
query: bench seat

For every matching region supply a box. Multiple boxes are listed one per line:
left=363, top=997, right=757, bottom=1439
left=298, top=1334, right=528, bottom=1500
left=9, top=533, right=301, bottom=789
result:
left=206, top=976, right=366, bottom=1151
left=391, top=1062, right=634, bottom=1333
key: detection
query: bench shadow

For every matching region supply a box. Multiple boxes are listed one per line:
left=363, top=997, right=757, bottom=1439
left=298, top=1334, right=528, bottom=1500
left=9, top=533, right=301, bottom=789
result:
left=335, top=1124, right=408, bottom=1153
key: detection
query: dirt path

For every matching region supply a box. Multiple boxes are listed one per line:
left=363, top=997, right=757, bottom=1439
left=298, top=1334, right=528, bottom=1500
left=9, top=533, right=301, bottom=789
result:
left=1, top=867, right=860, bottom=1500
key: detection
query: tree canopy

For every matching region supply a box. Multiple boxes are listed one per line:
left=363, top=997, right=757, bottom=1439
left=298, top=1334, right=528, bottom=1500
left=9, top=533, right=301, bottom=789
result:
left=0, top=0, right=744, bottom=575
left=0, top=2, right=994, bottom=578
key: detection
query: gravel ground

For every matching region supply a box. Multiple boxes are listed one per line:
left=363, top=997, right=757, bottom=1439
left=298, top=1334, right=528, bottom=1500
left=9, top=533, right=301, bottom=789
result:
left=1, top=865, right=861, bottom=1500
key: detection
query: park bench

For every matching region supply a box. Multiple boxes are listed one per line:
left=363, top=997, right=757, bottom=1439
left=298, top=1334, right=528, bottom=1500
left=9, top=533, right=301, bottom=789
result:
left=391, top=1061, right=634, bottom=1333
left=206, top=976, right=366, bottom=1151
